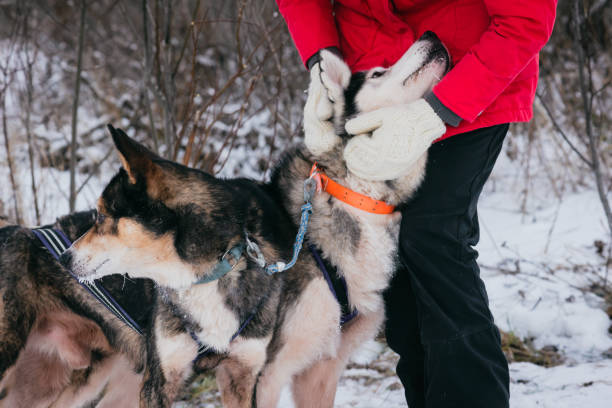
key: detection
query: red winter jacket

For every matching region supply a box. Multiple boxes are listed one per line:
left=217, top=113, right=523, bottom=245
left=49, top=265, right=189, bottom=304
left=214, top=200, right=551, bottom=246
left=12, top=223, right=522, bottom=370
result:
left=277, top=0, right=557, bottom=140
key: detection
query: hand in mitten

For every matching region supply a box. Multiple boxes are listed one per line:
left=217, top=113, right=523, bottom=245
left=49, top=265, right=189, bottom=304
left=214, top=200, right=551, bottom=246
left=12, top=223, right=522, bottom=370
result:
left=303, top=50, right=350, bottom=155
left=343, top=99, right=446, bottom=181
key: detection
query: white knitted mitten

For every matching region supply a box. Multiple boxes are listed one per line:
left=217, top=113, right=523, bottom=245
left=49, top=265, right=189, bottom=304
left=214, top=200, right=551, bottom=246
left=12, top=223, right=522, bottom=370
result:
left=343, top=99, right=446, bottom=181
left=303, top=61, right=343, bottom=155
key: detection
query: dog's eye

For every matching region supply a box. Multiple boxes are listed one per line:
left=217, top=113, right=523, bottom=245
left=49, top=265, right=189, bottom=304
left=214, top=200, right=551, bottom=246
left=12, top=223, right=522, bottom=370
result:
left=96, top=211, right=107, bottom=224
left=370, top=70, right=386, bottom=79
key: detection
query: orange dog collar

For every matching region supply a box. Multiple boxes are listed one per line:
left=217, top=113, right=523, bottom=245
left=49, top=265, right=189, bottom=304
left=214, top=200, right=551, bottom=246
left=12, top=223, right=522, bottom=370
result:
left=309, top=163, right=396, bottom=214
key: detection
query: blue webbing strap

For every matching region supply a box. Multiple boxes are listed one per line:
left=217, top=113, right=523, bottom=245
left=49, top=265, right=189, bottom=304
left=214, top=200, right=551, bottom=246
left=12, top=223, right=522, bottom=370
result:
left=194, top=243, right=245, bottom=285
left=308, top=245, right=358, bottom=326
left=32, top=228, right=143, bottom=334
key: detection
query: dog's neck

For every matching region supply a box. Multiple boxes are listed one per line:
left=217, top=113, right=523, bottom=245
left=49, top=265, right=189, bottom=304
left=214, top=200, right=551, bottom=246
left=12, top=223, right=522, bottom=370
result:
left=280, top=145, right=421, bottom=211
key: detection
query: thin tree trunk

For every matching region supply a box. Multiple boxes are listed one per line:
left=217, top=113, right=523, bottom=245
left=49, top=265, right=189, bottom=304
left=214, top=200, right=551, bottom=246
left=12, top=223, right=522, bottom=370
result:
left=573, top=0, right=612, bottom=242
left=22, top=6, right=41, bottom=224
left=1, top=95, right=22, bottom=224
left=142, top=0, right=159, bottom=154
left=69, top=0, right=87, bottom=212
left=157, top=0, right=176, bottom=159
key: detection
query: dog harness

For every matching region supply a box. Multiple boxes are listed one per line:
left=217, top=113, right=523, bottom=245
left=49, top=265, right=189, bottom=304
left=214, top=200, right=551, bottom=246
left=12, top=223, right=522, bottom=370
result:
left=204, top=164, right=386, bottom=325
left=33, top=227, right=258, bottom=360
left=194, top=242, right=246, bottom=284
left=32, top=228, right=144, bottom=334
left=309, top=163, right=396, bottom=214
left=309, top=245, right=358, bottom=325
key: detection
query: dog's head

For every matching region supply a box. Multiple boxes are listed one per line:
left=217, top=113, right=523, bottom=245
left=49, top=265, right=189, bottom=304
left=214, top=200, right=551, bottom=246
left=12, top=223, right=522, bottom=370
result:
left=61, top=126, right=240, bottom=289
left=316, top=30, right=449, bottom=139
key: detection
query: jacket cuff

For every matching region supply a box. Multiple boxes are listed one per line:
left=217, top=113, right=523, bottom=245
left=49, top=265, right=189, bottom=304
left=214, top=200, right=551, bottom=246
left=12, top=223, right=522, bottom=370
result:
left=424, top=91, right=462, bottom=127
left=277, top=0, right=340, bottom=68
left=306, top=47, right=343, bottom=70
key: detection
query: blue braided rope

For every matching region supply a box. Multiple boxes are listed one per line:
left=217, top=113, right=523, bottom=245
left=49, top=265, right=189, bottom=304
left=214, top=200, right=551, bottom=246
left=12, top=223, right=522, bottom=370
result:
left=265, top=202, right=312, bottom=275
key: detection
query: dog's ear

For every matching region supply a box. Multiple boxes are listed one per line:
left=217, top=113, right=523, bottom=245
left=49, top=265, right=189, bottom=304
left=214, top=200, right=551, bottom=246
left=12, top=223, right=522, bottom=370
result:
left=107, top=124, right=158, bottom=184
left=319, top=49, right=351, bottom=102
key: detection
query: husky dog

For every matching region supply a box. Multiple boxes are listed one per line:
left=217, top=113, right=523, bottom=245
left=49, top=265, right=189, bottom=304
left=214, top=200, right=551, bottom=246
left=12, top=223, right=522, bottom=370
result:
left=267, top=30, right=449, bottom=405
left=62, top=127, right=341, bottom=407
left=62, top=30, right=449, bottom=407
left=0, top=211, right=150, bottom=407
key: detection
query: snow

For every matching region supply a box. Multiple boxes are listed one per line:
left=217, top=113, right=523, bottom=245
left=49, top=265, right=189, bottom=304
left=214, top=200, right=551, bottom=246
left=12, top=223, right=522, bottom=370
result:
left=471, top=150, right=612, bottom=407
left=477, top=136, right=612, bottom=362
left=510, top=361, right=612, bottom=408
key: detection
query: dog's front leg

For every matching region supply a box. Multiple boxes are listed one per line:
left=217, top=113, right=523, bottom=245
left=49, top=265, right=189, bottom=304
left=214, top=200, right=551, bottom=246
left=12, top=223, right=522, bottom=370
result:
left=216, top=357, right=258, bottom=408
left=292, top=309, right=384, bottom=408
left=215, top=337, right=269, bottom=408
left=140, top=313, right=199, bottom=407
left=140, top=348, right=168, bottom=408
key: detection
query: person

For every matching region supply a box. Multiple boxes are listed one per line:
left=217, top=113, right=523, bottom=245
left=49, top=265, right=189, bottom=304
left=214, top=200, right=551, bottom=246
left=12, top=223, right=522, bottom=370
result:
left=276, top=1, right=558, bottom=407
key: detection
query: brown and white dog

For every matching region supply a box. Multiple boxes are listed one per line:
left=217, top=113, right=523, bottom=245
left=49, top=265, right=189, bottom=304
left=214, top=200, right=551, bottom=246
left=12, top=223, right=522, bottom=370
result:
left=0, top=212, right=149, bottom=408
left=62, top=31, right=449, bottom=407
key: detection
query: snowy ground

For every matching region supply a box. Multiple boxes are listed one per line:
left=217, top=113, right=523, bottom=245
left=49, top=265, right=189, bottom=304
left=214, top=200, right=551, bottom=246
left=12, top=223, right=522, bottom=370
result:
left=475, top=147, right=612, bottom=407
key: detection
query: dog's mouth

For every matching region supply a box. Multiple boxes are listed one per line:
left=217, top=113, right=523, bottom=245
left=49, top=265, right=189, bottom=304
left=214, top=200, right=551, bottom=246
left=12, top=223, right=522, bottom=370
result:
left=398, top=31, right=450, bottom=89
left=61, top=249, right=112, bottom=282
left=90, top=258, right=111, bottom=276
left=401, top=58, right=448, bottom=87
left=75, top=259, right=111, bottom=283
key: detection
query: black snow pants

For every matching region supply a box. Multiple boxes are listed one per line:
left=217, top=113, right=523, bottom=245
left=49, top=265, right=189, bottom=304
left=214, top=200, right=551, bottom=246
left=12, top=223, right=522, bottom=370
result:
left=384, top=124, right=510, bottom=408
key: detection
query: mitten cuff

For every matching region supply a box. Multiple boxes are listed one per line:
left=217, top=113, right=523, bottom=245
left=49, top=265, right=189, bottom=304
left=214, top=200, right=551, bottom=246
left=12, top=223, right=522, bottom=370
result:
left=307, top=47, right=343, bottom=71
left=424, top=91, right=462, bottom=127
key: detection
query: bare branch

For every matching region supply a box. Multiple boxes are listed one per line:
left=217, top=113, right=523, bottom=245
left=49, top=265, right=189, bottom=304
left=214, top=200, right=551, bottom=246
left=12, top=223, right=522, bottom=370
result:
left=142, top=0, right=160, bottom=154
left=69, top=0, right=87, bottom=212
left=1, top=94, right=22, bottom=224
left=21, top=6, right=41, bottom=224
left=76, top=147, right=114, bottom=196
left=536, top=93, right=593, bottom=166
left=573, top=0, right=612, bottom=241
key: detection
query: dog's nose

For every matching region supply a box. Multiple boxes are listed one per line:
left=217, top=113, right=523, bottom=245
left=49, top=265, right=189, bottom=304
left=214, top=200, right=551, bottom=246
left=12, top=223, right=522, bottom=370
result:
left=419, top=30, right=440, bottom=43
left=419, top=30, right=450, bottom=70
left=59, top=251, right=73, bottom=268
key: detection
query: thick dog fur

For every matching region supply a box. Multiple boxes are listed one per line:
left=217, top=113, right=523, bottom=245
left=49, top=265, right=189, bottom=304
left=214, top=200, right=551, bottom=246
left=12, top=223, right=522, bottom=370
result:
left=269, top=31, right=450, bottom=405
left=62, top=31, right=449, bottom=407
left=0, top=211, right=153, bottom=407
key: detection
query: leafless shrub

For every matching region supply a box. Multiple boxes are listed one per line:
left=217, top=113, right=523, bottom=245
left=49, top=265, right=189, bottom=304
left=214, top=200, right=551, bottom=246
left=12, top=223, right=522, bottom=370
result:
left=536, top=0, right=611, bottom=240
left=0, top=0, right=306, bottom=223
left=0, top=0, right=608, bottom=241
